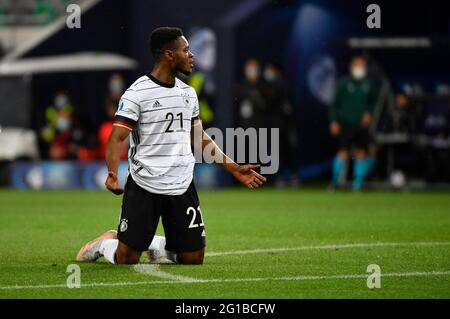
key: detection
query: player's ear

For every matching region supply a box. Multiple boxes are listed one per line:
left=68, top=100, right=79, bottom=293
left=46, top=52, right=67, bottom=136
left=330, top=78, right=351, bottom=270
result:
left=164, top=50, right=174, bottom=61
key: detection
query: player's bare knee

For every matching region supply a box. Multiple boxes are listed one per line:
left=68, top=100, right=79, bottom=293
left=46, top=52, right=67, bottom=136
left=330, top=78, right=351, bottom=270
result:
left=115, top=242, right=141, bottom=264
left=178, top=256, right=203, bottom=265
left=177, top=250, right=204, bottom=265
left=115, top=252, right=140, bottom=264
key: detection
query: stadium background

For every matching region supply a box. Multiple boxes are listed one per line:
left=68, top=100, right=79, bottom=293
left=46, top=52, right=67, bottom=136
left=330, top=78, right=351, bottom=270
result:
left=1, top=0, right=449, bottom=190
left=0, top=0, right=450, bottom=300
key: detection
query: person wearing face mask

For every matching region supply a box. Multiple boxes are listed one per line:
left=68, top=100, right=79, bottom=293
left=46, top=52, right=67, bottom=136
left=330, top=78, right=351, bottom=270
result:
left=329, top=56, right=377, bottom=190
left=262, top=63, right=299, bottom=187
left=237, top=58, right=266, bottom=129
left=51, top=92, right=77, bottom=160
left=108, top=73, right=126, bottom=103
left=39, top=91, right=75, bottom=158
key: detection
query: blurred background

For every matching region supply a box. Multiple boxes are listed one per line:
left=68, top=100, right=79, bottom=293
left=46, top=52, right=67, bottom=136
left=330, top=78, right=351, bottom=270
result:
left=0, top=0, right=449, bottom=191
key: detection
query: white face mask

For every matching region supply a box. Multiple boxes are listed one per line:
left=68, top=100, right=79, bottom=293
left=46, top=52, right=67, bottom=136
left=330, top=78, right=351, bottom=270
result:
left=56, top=117, right=71, bottom=131
left=351, top=67, right=367, bottom=80
left=264, top=68, right=277, bottom=82
left=55, top=95, right=68, bottom=109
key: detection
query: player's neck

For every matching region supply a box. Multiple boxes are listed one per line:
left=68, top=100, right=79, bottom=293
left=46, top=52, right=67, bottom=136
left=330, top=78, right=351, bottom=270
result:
left=150, top=65, right=176, bottom=86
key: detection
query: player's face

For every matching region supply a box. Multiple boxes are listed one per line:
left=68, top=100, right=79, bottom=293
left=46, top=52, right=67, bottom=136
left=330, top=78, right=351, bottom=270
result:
left=172, top=36, right=194, bottom=76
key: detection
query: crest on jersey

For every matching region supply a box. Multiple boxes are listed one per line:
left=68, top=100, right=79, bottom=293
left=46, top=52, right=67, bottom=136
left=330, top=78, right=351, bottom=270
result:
left=120, top=219, right=128, bottom=232
left=183, top=97, right=190, bottom=106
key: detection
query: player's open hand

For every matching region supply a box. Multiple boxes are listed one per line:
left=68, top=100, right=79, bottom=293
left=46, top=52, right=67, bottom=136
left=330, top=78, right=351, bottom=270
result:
left=105, top=171, right=124, bottom=195
left=232, top=164, right=267, bottom=189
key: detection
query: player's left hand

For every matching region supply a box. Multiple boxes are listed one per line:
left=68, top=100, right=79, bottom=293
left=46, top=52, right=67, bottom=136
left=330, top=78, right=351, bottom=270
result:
left=232, top=164, right=267, bottom=189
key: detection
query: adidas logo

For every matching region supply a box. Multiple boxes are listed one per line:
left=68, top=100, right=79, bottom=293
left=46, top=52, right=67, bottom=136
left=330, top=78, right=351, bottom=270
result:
left=152, top=100, right=162, bottom=108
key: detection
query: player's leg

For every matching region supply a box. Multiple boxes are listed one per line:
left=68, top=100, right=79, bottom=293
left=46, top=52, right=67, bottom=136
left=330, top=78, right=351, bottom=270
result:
left=114, top=241, right=142, bottom=264
left=177, top=248, right=205, bottom=264
left=78, top=236, right=142, bottom=264
left=76, top=175, right=161, bottom=264
left=77, top=230, right=167, bottom=264
left=76, top=229, right=117, bottom=262
left=332, top=149, right=349, bottom=186
left=147, top=235, right=177, bottom=263
left=352, top=128, right=372, bottom=190
left=332, top=125, right=351, bottom=188
left=160, top=181, right=206, bottom=265
left=94, top=237, right=141, bottom=264
left=147, top=235, right=204, bottom=264
left=114, top=175, right=162, bottom=264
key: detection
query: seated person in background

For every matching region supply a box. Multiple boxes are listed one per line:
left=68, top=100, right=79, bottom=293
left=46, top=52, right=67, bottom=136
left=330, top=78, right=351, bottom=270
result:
left=386, top=93, right=418, bottom=134
left=40, top=91, right=77, bottom=160
left=49, top=112, right=75, bottom=160
left=423, top=101, right=450, bottom=182
left=329, top=56, right=377, bottom=190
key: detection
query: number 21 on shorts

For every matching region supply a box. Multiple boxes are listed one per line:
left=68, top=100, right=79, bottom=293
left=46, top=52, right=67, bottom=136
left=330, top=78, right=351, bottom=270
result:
left=186, top=206, right=204, bottom=229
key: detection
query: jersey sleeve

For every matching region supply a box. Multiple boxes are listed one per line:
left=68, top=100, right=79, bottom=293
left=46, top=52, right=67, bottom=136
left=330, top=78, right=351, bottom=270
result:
left=329, top=78, right=344, bottom=122
left=192, top=91, right=200, bottom=119
left=114, top=89, right=140, bottom=130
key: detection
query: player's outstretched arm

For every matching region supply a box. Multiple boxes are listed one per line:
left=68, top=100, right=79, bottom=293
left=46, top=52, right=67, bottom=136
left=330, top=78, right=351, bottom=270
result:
left=105, top=125, right=131, bottom=195
left=191, top=118, right=266, bottom=189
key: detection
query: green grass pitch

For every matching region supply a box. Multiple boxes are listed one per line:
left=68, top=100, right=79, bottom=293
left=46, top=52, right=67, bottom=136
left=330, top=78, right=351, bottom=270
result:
left=0, top=188, right=449, bottom=298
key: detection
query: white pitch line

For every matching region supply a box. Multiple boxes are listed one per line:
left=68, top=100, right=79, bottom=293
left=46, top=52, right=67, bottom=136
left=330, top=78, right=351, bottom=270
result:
left=133, top=264, right=201, bottom=282
left=1, top=271, right=450, bottom=290
left=205, top=241, right=450, bottom=257
left=1, top=241, right=449, bottom=291
left=134, top=242, right=450, bottom=284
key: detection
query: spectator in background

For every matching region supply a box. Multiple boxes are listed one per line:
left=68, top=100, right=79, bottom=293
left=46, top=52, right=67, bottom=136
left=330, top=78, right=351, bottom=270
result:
left=78, top=73, right=127, bottom=161
left=423, top=101, right=450, bottom=182
left=108, top=73, right=126, bottom=104
left=329, top=56, right=377, bottom=190
left=39, top=91, right=77, bottom=160
left=237, top=58, right=266, bottom=129
left=386, top=93, right=418, bottom=134
left=33, top=0, right=56, bottom=25
left=262, top=62, right=299, bottom=187
left=187, top=72, right=214, bottom=128
left=98, top=96, right=128, bottom=160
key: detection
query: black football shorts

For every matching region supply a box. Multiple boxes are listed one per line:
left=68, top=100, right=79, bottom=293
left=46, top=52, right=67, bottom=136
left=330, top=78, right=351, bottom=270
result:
left=117, top=175, right=206, bottom=252
left=338, top=124, right=371, bottom=151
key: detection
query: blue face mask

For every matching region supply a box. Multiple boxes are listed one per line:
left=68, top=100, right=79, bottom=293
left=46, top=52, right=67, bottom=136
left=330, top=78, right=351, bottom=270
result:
left=109, top=80, right=124, bottom=94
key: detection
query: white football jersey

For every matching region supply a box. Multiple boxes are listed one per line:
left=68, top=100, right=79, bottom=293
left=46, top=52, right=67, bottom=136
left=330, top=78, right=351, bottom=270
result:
left=114, top=74, right=199, bottom=195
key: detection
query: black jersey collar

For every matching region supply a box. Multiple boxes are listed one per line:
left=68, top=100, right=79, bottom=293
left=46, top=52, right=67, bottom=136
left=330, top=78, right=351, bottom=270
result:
left=146, top=73, right=175, bottom=88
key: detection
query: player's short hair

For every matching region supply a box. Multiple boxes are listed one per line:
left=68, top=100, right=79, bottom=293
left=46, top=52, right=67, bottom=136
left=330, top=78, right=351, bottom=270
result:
left=150, top=27, right=183, bottom=60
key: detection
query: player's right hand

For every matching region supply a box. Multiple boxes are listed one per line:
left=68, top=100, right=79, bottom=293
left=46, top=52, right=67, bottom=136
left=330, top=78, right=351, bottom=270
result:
left=105, top=172, right=124, bottom=195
